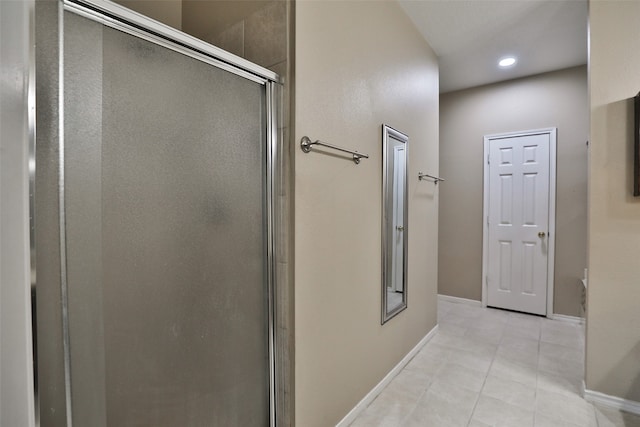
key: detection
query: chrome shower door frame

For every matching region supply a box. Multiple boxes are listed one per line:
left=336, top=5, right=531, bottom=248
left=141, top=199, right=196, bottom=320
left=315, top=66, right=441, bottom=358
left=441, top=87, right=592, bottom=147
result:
left=33, top=1, right=282, bottom=425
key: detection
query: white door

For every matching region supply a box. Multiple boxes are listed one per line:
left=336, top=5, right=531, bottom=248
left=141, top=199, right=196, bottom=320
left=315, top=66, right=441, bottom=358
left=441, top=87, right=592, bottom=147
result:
left=485, top=131, right=553, bottom=315
left=392, top=145, right=406, bottom=292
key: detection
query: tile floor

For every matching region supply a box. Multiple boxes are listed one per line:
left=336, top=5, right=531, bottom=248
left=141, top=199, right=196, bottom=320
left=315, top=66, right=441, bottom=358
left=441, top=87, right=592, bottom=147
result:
left=350, top=299, right=640, bottom=427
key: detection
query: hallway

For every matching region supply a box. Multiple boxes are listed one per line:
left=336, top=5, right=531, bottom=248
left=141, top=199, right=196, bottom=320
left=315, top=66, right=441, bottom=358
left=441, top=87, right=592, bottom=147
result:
left=350, top=300, right=640, bottom=426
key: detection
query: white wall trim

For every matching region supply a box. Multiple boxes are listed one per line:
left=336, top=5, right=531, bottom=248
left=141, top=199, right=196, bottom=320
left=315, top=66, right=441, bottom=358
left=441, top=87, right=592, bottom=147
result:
left=335, top=325, right=439, bottom=427
left=481, top=128, right=557, bottom=316
left=549, top=313, right=584, bottom=324
left=437, top=294, right=482, bottom=307
left=584, top=388, right=640, bottom=416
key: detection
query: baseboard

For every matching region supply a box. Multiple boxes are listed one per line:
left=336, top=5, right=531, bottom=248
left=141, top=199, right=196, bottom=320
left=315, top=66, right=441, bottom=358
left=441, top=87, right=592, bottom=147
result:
left=584, top=388, right=640, bottom=416
left=437, top=294, right=482, bottom=307
left=549, top=313, right=584, bottom=325
left=335, top=325, right=439, bottom=427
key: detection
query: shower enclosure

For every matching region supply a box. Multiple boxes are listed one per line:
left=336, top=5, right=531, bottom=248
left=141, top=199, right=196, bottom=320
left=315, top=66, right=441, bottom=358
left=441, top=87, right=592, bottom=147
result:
left=34, top=1, right=281, bottom=425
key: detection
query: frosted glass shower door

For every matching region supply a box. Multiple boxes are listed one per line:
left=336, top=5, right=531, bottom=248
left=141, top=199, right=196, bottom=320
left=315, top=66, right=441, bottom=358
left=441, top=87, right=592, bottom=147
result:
left=58, top=10, right=272, bottom=426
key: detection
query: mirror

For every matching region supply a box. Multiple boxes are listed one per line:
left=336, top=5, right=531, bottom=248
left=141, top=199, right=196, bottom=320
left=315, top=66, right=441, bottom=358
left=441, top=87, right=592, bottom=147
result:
left=382, top=125, right=408, bottom=324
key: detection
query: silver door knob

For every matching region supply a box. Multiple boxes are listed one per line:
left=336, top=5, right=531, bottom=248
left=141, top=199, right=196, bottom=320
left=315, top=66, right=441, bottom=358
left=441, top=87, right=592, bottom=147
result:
left=397, top=226, right=404, bottom=231
left=538, top=231, right=546, bottom=238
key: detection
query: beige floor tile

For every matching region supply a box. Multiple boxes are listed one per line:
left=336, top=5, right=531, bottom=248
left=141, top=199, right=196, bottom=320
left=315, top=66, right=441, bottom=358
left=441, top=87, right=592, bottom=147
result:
left=465, top=325, right=504, bottom=344
left=540, top=318, right=581, bottom=334
left=495, top=345, right=539, bottom=368
left=404, top=344, right=448, bottom=376
left=539, top=341, right=584, bottom=362
left=540, top=327, right=583, bottom=349
left=438, top=300, right=455, bottom=311
left=478, top=310, right=510, bottom=325
left=355, top=384, right=422, bottom=426
left=447, top=303, right=484, bottom=319
left=500, top=335, right=540, bottom=353
left=536, top=371, right=582, bottom=398
left=508, top=311, right=543, bottom=327
left=430, top=331, right=472, bottom=350
left=594, top=404, right=640, bottom=427
left=349, top=407, right=405, bottom=427
left=489, top=358, right=538, bottom=388
left=475, top=317, right=509, bottom=331
left=537, top=353, right=583, bottom=381
left=468, top=420, right=492, bottom=427
left=503, top=323, right=541, bottom=341
left=534, top=412, right=585, bottom=427
left=481, top=374, right=536, bottom=411
left=447, top=347, right=494, bottom=374
left=459, top=337, right=500, bottom=358
left=431, top=333, right=497, bottom=359
left=384, top=369, right=432, bottom=399
left=536, top=389, right=597, bottom=427
left=438, top=322, right=468, bottom=337
left=401, top=383, right=477, bottom=427
left=426, top=376, right=483, bottom=410
left=435, top=361, right=488, bottom=392
left=440, top=311, right=475, bottom=327
left=472, top=395, right=534, bottom=427
left=420, top=341, right=453, bottom=357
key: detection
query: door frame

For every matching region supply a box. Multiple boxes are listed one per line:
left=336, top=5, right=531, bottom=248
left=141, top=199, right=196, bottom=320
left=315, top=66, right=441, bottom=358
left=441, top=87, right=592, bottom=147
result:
left=481, top=128, right=557, bottom=317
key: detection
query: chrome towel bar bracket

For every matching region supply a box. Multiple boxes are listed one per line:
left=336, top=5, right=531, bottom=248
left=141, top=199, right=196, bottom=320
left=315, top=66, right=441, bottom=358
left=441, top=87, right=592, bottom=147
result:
left=418, top=172, right=445, bottom=184
left=300, top=136, right=369, bottom=164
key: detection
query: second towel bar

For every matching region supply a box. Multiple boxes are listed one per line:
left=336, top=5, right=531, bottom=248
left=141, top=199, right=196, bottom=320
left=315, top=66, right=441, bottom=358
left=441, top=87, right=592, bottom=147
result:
left=418, top=172, right=445, bottom=184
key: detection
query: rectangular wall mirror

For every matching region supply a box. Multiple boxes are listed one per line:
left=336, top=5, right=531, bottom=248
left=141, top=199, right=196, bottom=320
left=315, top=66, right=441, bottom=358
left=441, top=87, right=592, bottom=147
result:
left=382, top=125, right=409, bottom=324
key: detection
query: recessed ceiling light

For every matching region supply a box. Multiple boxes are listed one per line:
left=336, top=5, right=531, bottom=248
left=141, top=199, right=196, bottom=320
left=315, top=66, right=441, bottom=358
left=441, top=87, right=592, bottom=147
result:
left=499, top=57, right=517, bottom=68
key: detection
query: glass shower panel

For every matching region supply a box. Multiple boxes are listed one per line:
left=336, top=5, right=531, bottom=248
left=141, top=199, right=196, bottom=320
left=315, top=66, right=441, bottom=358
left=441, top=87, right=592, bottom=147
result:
left=64, top=11, right=268, bottom=426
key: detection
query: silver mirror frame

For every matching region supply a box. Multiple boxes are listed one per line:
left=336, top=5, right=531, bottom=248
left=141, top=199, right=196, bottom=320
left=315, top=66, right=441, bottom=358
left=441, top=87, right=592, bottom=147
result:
left=381, top=124, right=409, bottom=324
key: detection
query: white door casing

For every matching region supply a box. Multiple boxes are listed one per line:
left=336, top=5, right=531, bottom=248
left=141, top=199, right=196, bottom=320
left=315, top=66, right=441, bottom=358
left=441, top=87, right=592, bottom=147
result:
left=482, top=129, right=556, bottom=316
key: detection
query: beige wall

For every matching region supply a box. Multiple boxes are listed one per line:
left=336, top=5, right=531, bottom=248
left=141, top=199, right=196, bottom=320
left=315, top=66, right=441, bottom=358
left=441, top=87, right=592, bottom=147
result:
left=115, top=0, right=182, bottom=30
left=439, top=66, right=588, bottom=316
left=192, top=0, right=288, bottom=74
left=586, top=0, right=640, bottom=403
left=182, top=1, right=267, bottom=42
left=295, top=1, right=439, bottom=425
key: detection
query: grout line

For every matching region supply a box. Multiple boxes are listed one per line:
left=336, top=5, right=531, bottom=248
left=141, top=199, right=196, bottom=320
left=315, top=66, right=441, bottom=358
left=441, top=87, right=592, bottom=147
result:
left=593, top=404, right=600, bottom=427
left=398, top=338, right=449, bottom=426
left=398, top=377, right=433, bottom=426
left=533, top=322, right=541, bottom=426
left=465, top=315, right=503, bottom=426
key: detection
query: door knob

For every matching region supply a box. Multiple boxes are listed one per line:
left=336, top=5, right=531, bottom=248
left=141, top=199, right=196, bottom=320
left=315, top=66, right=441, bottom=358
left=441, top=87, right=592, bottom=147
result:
left=538, top=231, right=546, bottom=238
left=397, top=226, right=404, bottom=231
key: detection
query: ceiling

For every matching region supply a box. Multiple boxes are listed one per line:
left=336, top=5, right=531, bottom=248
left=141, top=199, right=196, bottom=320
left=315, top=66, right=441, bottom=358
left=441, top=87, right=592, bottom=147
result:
left=397, top=0, right=588, bottom=93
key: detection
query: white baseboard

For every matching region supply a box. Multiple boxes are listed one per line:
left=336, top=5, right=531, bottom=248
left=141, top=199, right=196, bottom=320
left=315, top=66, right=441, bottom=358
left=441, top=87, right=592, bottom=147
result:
left=437, top=294, right=482, bottom=307
left=549, top=313, right=584, bottom=325
left=335, top=325, right=439, bottom=427
left=584, top=388, right=640, bottom=416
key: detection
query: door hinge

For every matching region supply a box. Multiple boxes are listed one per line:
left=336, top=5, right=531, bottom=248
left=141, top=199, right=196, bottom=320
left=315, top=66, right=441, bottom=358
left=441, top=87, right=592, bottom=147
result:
left=487, top=154, right=490, bottom=165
